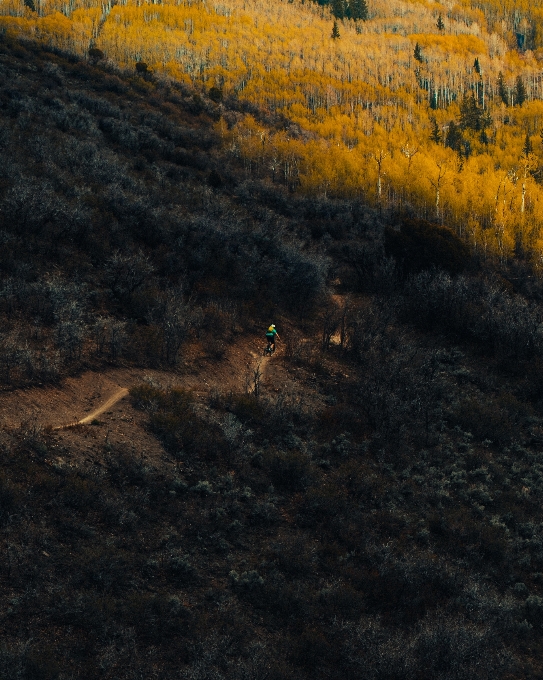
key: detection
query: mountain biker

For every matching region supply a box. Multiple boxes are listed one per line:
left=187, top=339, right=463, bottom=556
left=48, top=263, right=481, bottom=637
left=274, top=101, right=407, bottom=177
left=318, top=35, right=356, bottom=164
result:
left=265, top=324, right=279, bottom=354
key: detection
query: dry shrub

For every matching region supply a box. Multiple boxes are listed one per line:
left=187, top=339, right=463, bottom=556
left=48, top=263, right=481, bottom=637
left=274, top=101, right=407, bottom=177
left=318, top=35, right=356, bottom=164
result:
left=263, top=449, right=312, bottom=491
left=131, top=384, right=225, bottom=459
left=284, top=329, right=306, bottom=363
left=230, top=393, right=266, bottom=425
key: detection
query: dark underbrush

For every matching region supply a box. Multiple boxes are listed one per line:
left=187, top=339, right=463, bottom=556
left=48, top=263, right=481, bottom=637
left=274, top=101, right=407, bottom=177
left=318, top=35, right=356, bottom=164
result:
left=0, top=34, right=333, bottom=385
left=3, top=32, right=543, bottom=680
left=4, top=348, right=543, bottom=678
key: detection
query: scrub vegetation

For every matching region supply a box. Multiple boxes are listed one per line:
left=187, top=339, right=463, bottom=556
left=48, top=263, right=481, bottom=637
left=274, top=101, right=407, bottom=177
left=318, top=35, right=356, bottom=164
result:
left=2, top=29, right=543, bottom=680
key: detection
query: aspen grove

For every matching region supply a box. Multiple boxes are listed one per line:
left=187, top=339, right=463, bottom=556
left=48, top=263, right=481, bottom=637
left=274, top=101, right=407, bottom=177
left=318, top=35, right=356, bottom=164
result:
left=4, top=0, right=543, bottom=263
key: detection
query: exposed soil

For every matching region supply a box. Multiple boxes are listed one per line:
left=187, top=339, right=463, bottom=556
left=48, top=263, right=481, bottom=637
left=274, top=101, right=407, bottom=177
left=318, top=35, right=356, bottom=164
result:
left=0, top=331, right=319, bottom=469
left=77, top=387, right=131, bottom=425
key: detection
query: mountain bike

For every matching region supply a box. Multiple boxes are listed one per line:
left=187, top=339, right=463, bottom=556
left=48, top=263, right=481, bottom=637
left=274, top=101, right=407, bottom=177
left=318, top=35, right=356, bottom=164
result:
left=264, top=341, right=275, bottom=357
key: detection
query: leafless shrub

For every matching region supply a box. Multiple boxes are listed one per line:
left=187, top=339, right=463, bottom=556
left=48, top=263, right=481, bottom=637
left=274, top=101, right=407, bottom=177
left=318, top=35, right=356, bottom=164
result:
left=146, top=289, right=203, bottom=365
left=92, top=317, right=128, bottom=360
left=0, top=333, right=22, bottom=383
left=321, top=304, right=341, bottom=352
left=244, top=361, right=263, bottom=398
left=105, top=250, right=155, bottom=300
left=284, top=329, right=306, bottom=363
left=56, top=319, right=86, bottom=360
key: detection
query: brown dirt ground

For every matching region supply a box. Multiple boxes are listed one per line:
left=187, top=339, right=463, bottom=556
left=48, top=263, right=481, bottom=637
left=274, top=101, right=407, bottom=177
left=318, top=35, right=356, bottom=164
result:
left=0, top=332, right=322, bottom=470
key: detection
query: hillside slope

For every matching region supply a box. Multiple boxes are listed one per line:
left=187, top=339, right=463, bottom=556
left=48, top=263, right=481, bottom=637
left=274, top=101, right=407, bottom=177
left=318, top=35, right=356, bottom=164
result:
left=3, top=0, right=543, bottom=263
left=3, top=34, right=543, bottom=680
left=0, top=33, right=342, bottom=386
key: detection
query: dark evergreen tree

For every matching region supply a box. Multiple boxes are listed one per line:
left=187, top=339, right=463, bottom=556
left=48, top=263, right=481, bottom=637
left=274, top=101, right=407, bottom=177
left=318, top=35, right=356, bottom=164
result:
left=445, top=121, right=463, bottom=152
left=23, top=0, right=35, bottom=10
left=436, top=14, right=444, bottom=31
left=473, top=57, right=481, bottom=75
left=331, top=20, right=340, bottom=39
left=480, top=109, right=493, bottom=130
left=414, top=42, right=423, bottom=63
left=208, top=86, right=223, bottom=103
left=460, top=93, right=482, bottom=131
left=331, top=0, right=345, bottom=19
left=349, top=0, right=368, bottom=21
left=514, top=75, right=527, bottom=106
left=523, top=132, right=533, bottom=156
left=135, top=62, right=149, bottom=77
left=497, top=72, right=509, bottom=106
left=89, top=47, right=105, bottom=62
left=430, top=118, right=442, bottom=144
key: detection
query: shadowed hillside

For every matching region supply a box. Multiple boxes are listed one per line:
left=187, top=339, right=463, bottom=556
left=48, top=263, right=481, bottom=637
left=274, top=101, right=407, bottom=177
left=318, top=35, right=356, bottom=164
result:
left=0, top=34, right=336, bottom=384
left=3, top=34, right=543, bottom=679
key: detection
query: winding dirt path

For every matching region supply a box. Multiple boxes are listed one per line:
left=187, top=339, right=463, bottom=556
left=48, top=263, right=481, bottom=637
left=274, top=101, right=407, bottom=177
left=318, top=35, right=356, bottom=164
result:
left=0, top=331, right=320, bottom=470
left=77, top=387, right=129, bottom=424
left=0, top=333, right=302, bottom=454
left=54, top=387, right=129, bottom=430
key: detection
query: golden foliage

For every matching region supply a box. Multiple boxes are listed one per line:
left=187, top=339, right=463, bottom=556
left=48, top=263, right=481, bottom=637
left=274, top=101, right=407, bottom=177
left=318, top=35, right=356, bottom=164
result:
left=4, top=0, right=543, bottom=261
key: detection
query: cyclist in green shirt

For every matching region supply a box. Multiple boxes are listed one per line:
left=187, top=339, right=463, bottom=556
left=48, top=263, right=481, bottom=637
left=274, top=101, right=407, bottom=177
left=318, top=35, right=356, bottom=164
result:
left=265, top=324, right=279, bottom=355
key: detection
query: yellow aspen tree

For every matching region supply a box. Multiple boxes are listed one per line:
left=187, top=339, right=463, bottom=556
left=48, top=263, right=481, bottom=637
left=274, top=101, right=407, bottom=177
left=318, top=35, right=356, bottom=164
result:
left=372, top=148, right=388, bottom=207
left=429, top=159, right=449, bottom=220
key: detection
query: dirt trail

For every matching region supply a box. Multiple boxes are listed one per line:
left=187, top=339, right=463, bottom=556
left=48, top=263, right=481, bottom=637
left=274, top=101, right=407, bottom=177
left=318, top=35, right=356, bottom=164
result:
left=0, top=333, right=313, bottom=469
left=54, top=387, right=129, bottom=430
left=245, top=349, right=272, bottom=393
left=0, top=334, right=289, bottom=432
left=0, top=330, right=328, bottom=473
left=78, top=388, right=129, bottom=424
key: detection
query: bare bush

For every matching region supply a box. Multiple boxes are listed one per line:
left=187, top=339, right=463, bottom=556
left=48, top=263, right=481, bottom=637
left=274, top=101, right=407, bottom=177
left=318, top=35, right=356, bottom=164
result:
left=105, top=251, right=155, bottom=300
left=401, top=271, right=543, bottom=359
left=146, top=288, right=203, bottom=365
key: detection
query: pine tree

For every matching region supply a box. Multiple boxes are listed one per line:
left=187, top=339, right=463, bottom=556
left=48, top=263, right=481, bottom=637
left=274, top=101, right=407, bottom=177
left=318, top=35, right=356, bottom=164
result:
left=349, top=0, right=368, bottom=21
left=430, top=118, right=442, bottom=144
left=445, top=121, right=463, bottom=152
left=436, top=14, right=444, bottom=31
left=460, top=93, right=482, bottom=131
left=135, top=61, right=149, bottom=76
left=480, top=109, right=493, bottom=131
left=331, top=20, right=340, bottom=39
left=523, top=132, right=533, bottom=157
left=331, top=0, right=345, bottom=20
left=456, top=140, right=473, bottom=172
left=514, top=76, right=527, bottom=106
left=414, top=43, right=423, bottom=63
left=497, top=72, right=508, bottom=106
left=473, top=57, right=481, bottom=75
left=89, top=48, right=105, bottom=62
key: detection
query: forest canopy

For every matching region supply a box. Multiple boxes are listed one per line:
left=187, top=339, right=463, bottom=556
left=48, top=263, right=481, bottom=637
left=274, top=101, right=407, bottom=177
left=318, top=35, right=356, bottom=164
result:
left=3, top=0, right=543, bottom=263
